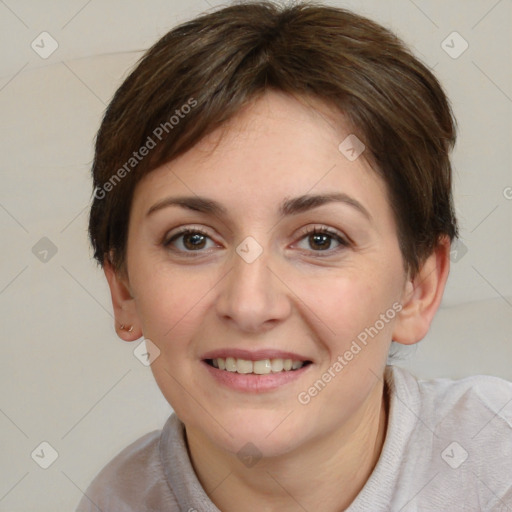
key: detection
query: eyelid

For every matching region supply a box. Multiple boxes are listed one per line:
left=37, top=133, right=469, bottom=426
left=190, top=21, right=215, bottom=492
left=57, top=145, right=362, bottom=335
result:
left=162, top=223, right=350, bottom=256
left=164, top=224, right=215, bottom=242
left=291, top=224, right=350, bottom=255
left=296, top=224, right=349, bottom=244
left=161, top=224, right=219, bottom=255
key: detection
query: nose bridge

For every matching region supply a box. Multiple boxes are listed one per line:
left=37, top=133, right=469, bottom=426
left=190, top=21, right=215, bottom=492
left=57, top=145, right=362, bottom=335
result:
left=215, top=237, right=290, bottom=331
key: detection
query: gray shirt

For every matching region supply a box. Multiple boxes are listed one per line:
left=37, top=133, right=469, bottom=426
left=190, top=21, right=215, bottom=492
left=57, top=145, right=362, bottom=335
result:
left=76, top=365, right=512, bottom=511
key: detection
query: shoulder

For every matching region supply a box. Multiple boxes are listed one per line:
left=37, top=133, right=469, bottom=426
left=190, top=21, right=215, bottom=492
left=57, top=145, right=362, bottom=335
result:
left=387, top=366, right=512, bottom=416
left=387, top=366, right=512, bottom=509
left=75, top=423, right=179, bottom=511
left=390, top=365, right=512, bottom=428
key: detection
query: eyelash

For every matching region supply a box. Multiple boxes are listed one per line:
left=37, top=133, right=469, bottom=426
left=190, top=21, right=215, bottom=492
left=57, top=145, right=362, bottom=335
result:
left=163, top=227, right=213, bottom=257
left=298, top=226, right=349, bottom=255
left=163, top=225, right=349, bottom=257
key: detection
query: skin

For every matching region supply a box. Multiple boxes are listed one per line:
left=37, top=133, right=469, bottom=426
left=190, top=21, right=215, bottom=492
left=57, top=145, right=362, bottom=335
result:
left=104, top=90, right=450, bottom=511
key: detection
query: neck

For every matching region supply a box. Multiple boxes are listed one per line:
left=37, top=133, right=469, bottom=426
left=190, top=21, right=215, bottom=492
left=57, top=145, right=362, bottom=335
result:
left=186, top=379, right=389, bottom=512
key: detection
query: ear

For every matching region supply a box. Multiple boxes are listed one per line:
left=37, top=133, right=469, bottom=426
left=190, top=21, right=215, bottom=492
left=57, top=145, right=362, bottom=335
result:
left=103, top=253, right=141, bottom=342
left=392, top=236, right=451, bottom=345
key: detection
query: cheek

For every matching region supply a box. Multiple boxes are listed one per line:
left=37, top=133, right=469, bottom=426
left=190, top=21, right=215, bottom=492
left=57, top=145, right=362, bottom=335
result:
left=137, top=268, right=212, bottom=419
left=295, top=267, right=400, bottom=360
left=132, top=261, right=213, bottom=339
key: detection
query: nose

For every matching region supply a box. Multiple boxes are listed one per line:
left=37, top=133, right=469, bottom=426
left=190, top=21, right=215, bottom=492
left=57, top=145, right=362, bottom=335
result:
left=215, top=244, right=291, bottom=333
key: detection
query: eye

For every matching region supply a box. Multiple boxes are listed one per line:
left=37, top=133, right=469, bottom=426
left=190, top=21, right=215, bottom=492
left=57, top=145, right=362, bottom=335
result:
left=295, top=226, right=349, bottom=253
left=163, top=227, right=218, bottom=253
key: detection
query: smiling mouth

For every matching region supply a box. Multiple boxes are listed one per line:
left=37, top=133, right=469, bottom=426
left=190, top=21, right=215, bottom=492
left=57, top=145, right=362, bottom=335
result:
left=205, top=357, right=312, bottom=375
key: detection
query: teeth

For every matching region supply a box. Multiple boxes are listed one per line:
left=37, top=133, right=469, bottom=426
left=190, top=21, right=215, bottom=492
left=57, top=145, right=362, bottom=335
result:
left=270, top=359, right=284, bottom=372
left=237, top=359, right=253, bottom=374
left=253, top=360, right=272, bottom=375
left=225, top=357, right=237, bottom=372
left=210, top=357, right=306, bottom=374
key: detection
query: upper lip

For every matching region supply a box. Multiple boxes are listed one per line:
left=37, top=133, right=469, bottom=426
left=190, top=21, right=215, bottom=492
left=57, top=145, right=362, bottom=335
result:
left=201, top=348, right=311, bottom=362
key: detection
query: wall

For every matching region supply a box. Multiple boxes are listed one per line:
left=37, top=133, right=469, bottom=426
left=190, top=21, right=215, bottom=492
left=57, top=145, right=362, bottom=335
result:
left=0, top=1, right=510, bottom=510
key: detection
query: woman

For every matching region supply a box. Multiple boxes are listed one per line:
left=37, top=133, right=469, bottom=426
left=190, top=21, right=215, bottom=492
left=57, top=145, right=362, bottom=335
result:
left=79, top=1, right=512, bottom=510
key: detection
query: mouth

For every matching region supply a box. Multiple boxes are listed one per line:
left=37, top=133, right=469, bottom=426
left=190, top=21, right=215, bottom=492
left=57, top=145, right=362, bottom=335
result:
left=200, top=349, right=313, bottom=391
left=204, top=357, right=312, bottom=375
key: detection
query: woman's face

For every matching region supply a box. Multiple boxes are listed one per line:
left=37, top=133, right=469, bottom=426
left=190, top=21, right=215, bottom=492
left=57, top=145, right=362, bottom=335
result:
left=121, top=91, right=409, bottom=457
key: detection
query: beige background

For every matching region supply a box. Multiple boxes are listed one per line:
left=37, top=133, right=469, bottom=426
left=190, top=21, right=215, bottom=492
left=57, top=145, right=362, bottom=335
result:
left=0, top=0, right=511, bottom=510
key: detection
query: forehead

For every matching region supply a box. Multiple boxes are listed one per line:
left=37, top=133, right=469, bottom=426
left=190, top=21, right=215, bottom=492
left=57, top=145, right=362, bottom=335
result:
left=131, top=90, right=389, bottom=221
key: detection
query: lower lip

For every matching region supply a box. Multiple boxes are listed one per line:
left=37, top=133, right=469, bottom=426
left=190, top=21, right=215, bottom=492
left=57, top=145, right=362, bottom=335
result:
left=202, top=360, right=311, bottom=392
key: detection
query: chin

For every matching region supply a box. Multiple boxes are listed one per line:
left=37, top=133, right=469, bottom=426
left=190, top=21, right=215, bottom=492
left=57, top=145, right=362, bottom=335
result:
left=194, top=409, right=309, bottom=459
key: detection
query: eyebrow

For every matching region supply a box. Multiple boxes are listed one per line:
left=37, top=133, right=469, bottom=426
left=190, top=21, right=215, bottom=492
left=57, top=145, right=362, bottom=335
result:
left=146, top=195, right=226, bottom=217
left=280, top=193, right=371, bottom=221
left=146, top=192, right=372, bottom=222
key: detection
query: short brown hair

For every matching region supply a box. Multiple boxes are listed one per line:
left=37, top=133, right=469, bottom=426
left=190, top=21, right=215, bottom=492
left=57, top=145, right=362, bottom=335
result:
left=88, top=0, right=458, bottom=279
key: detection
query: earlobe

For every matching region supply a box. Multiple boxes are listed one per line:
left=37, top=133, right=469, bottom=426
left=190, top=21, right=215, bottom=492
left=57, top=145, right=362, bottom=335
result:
left=392, top=237, right=451, bottom=346
left=103, top=255, right=140, bottom=342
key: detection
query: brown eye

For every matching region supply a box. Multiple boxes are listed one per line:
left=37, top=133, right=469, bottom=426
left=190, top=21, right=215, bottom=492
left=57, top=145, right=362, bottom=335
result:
left=295, top=226, right=348, bottom=254
left=182, top=232, right=207, bottom=250
left=308, top=232, right=332, bottom=251
left=164, top=229, right=216, bottom=252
